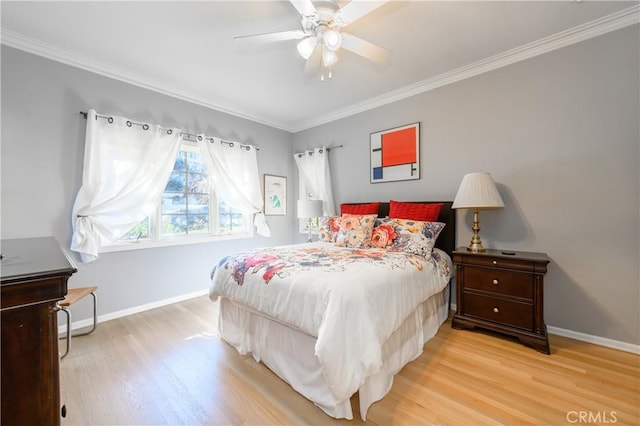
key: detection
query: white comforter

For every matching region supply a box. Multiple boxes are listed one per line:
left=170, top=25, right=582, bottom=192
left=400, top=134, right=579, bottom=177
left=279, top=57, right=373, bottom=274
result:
left=209, top=242, right=452, bottom=406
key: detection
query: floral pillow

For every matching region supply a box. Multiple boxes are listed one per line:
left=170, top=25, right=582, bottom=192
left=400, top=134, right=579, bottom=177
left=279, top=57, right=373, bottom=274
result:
left=318, top=216, right=340, bottom=242
left=390, top=219, right=445, bottom=257
left=334, top=214, right=377, bottom=248
left=371, top=218, right=445, bottom=257
left=371, top=218, right=397, bottom=248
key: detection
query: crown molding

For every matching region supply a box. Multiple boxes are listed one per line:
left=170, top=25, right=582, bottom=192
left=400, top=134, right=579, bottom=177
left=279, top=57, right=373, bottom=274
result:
left=0, top=28, right=294, bottom=132
left=293, top=4, right=640, bottom=132
left=2, top=4, right=638, bottom=133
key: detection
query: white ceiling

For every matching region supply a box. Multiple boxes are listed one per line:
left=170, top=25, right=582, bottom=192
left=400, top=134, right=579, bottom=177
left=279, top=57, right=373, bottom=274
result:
left=1, top=1, right=638, bottom=132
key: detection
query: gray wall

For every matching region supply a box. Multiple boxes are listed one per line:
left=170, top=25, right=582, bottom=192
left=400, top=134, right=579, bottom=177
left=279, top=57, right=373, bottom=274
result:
left=2, top=24, right=638, bottom=347
left=293, top=26, right=640, bottom=345
left=1, top=46, right=295, bottom=322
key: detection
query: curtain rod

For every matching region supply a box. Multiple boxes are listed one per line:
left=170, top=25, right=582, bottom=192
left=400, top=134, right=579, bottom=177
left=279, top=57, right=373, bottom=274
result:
left=79, top=111, right=259, bottom=151
left=294, top=145, right=343, bottom=158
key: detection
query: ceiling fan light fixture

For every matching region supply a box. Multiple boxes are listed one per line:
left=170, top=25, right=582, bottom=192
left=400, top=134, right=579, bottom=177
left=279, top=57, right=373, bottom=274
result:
left=297, top=37, right=317, bottom=60
left=322, top=48, right=338, bottom=67
left=323, top=29, right=342, bottom=51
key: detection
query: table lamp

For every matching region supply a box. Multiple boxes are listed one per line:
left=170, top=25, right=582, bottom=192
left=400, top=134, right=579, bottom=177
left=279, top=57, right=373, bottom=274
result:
left=452, top=172, right=505, bottom=252
left=297, top=200, right=323, bottom=242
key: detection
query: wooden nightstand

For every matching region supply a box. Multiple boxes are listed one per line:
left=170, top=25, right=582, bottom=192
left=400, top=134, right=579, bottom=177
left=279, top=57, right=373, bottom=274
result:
left=451, top=248, right=551, bottom=354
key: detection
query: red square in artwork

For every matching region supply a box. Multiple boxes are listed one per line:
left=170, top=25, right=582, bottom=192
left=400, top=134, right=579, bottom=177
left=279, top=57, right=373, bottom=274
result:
left=381, top=127, right=416, bottom=167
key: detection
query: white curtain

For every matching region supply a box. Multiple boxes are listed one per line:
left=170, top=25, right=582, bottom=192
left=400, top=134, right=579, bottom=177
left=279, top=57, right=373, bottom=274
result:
left=199, top=137, right=271, bottom=237
left=71, top=109, right=181, bottom=263
left=294, top=146, right=336, bottom=216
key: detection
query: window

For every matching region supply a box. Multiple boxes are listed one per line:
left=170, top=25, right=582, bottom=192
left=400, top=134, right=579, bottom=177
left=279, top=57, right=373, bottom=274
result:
left=161, top=150, right=210, bottom=237
left=111, top=140, right=250, bottom=250
left=298, top=177, right=319, bottom=235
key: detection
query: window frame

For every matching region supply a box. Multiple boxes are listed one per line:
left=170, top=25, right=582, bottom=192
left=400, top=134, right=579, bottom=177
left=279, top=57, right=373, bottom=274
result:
left=100, top=140, right=253, bottom=254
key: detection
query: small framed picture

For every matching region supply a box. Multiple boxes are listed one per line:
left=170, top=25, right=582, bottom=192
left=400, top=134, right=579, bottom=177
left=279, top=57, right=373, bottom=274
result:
left=264, top=174, right=287, bottom=216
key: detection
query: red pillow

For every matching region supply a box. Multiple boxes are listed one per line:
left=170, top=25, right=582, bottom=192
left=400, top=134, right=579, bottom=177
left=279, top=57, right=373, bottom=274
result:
left=340, top=202, right=380, bottom=215
left=389, top=200, right=443, bottom=222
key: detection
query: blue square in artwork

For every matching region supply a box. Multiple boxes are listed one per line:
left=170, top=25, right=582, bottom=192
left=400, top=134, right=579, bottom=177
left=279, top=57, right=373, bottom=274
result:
left=372, top=167, right=383, bottom=180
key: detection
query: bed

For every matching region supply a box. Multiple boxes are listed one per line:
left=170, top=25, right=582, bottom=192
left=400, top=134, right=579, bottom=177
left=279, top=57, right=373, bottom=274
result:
left=209, top=201, right=456, bottom=420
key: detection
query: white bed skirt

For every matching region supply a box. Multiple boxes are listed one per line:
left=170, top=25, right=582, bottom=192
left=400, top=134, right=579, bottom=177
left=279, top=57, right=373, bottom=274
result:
left=218, top=285, right=449, bottom=420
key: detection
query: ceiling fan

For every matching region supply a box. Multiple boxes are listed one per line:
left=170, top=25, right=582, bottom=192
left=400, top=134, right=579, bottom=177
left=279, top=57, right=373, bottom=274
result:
left=234, top=0, right=391, bottom=80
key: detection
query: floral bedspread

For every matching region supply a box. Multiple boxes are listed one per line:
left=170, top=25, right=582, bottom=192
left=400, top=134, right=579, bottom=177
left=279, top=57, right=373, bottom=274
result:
left=220, top=244, right=450, bottom=287
left=209, top=242, right=452, bottom=404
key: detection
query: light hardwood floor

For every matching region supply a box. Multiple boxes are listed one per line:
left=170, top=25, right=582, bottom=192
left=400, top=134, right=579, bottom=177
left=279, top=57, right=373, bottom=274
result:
left=60, top=296, right=639, bottom=425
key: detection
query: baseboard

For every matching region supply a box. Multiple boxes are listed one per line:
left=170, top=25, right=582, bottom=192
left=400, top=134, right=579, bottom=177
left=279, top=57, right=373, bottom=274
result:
left=450, top=303, right=639, bottom=354
left=57, top=288, right=209, bottom=335
left=546, top=325, right=640, bottom=355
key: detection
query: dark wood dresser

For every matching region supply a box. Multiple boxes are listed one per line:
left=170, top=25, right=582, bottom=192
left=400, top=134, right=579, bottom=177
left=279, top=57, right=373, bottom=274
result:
left=451, top=248, right=551, bottom=354
left=1, top=237, right=76, bottom=425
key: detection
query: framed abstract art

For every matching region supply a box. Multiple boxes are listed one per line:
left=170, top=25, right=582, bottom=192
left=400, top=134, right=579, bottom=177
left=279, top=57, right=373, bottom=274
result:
left=264, top=174, right=287, bottom=215
left=370, top=122, right=420, bottom=183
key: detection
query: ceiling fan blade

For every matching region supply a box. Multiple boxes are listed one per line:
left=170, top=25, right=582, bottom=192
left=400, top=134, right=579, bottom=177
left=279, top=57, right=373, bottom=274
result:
left=334, top=0, right=389, bottom=26
left=341, top=33, right=391, bottom=63
left=304, top=44, right=322, bottom=77
left=234, top=29, right=306, bottom=43
left=289, top=0, right=316, bottom=17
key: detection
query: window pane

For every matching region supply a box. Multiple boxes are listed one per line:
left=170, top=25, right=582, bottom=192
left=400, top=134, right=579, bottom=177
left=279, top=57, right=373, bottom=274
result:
left=219, top=200, right=231, bottom=215
left=187, top=172, right=208, bottom=193
left=187, top=194, right=209, bottom=214
left=186, top=152, right=206, bottom=173
left=217, top=197, right=247, bottom=234
left=121, top=217, right=150, bottom=241
left=231, top=213, right=244, bottom=230
left=162, top=194, right=186, bottom=214
left=165, top=171, right=185, bottom=192
left=219, top=214, right=230, bottom=229
left=162, top=215, right=186, bottom=236
left=188, top=214, right=209, bottom=233
left=173, top=151, right=186, bottom=172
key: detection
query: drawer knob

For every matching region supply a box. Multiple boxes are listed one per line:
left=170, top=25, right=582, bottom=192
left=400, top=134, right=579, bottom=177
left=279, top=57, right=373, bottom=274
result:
left=492, top=260, right=498, bottom=265
left=493, top=307, right=499, bottom=313
left=492, top=279, right=499, bottom=285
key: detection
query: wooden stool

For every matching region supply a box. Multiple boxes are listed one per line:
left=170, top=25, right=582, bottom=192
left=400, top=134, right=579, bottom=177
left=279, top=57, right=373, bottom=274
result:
left=58, top=286, right=97, bottom=359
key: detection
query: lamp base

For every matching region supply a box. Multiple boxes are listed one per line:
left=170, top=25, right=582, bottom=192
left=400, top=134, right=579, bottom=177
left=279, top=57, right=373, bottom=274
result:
left=467, top=207, right=486, bottom=252
left=466, top=242, right=486, bottom=253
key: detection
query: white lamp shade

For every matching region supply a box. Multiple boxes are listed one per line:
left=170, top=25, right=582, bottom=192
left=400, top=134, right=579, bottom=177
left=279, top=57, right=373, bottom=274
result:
left=297, top=37, right=318, bottom=60
left=297, top=200, right=323, bottom=218
left=452, top=172, right=505, bottom=209
left=322, top=48, right=338, bottom=67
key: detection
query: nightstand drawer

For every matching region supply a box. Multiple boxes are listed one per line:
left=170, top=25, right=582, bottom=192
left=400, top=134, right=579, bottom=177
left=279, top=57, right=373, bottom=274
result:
left=463, top=293, right=533, bottom=330
left=464, top=267, right=533, bottom=299
left=456, top=255, right=534, bottom=272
